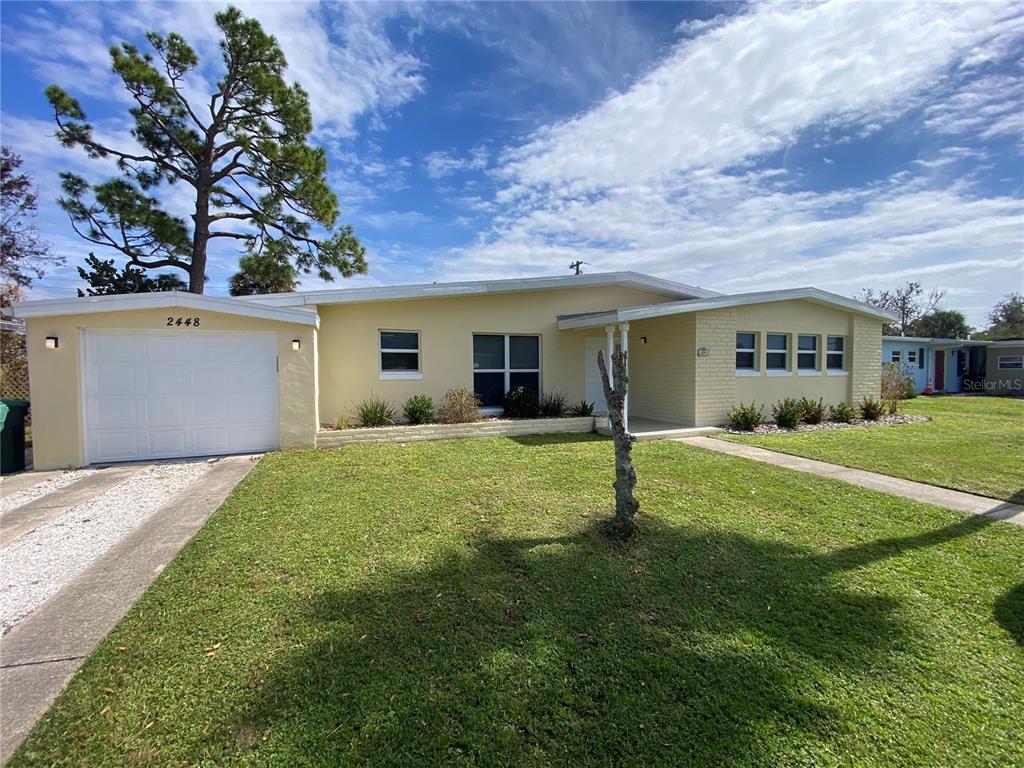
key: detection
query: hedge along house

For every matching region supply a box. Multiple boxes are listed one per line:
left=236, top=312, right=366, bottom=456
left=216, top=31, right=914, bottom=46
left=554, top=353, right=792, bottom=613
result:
left=13, top=272, right=892, bottom=469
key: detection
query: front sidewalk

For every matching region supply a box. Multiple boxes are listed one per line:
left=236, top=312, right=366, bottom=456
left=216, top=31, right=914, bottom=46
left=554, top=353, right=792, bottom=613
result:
left=679, top=436, right=1024, bottom=527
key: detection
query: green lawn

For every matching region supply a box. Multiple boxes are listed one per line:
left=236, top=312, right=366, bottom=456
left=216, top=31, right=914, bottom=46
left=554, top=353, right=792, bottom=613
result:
left=12, top=437, right=1024, bottom=767
left=722, top=396, right=1024, bottom=503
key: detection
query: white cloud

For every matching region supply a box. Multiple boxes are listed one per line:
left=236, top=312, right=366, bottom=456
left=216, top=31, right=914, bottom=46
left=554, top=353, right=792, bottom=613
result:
left=423, top=147, right=489, bottom=179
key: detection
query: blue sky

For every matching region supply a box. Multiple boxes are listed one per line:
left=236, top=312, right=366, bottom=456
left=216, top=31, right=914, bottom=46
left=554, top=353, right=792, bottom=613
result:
left=1, top=1, right=1022, bottom=326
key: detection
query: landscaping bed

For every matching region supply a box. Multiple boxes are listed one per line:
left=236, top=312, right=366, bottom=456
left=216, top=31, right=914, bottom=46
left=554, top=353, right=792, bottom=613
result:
left=725, top=412, right=929, bottom=435
left=722, top=396, right=1024, bottom=502
left=317, top=416, right=595, bottom=446
left=10, top=436, right=1023, bottom=767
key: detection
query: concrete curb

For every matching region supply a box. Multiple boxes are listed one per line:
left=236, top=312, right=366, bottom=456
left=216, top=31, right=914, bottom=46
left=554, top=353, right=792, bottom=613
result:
left=0, top=454, right=261, bottom=763
left=678, top=436, right=1024, bottom=526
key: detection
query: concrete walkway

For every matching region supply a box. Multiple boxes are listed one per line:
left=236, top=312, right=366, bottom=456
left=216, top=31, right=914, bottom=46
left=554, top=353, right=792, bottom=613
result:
left=679, top=436, right=1024, bottom=527
left=0, top=454, right=261, bottom=763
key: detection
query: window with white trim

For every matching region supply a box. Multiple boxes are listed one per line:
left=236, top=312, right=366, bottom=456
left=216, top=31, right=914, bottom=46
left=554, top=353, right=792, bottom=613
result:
left=766, top=333, right=789, bottom=370
left=472, top=334, right=540, bottom=407
left=797, top=335, right=818, bottom=370
left=907, top=349, right=918, bottom=364
left=826, top=336, right=845, bottom=370
left=736, top=332, right=756, bottom=370
left=997, top=355, right=1024, bottom=369
left=891, top=350, right=902, bottom=363
left=379, top=330, right=420, bottom=378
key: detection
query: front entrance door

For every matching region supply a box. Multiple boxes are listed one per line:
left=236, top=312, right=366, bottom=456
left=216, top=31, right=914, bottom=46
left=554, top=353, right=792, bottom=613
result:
left=584, top=337, right=608, bottom=414
left=933, top=349, right=945, bottom=391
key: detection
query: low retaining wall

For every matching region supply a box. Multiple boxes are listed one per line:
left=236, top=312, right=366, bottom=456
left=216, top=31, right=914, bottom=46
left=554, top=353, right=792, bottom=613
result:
left=316, top=416, right=596, bottom=447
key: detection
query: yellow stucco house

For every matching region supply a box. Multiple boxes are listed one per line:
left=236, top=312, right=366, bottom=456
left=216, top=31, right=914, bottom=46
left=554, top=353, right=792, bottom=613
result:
left=13, top=271, right=892, bottom=469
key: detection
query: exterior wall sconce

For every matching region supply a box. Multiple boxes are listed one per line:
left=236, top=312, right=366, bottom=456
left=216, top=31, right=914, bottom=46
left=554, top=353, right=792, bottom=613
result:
left=291, top=339, right=301, bottom=351
left=640, top=336, right=648, bottom=344
left=45, top=336, right=59, bottom=350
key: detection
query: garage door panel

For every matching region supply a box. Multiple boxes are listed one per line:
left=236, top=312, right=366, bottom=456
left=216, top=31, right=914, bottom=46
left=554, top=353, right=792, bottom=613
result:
left=141, top=363, right=185, bottom=393
left=83, top=331, right=279, bottom=463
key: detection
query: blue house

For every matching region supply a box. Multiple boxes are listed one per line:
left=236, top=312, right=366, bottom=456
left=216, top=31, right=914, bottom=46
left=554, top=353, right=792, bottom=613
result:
left=881, top=336, right=990, bottom=393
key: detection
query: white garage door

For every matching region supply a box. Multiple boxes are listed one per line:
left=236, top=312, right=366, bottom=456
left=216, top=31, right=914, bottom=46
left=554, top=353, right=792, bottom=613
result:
left=83, top=330, right=279, bottom=464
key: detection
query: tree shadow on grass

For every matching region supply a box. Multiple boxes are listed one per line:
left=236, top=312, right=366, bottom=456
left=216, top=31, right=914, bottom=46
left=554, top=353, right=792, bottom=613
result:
left=995, top=582, right=1024, bottom=645
left=188, top=513, right=1001, bottom=767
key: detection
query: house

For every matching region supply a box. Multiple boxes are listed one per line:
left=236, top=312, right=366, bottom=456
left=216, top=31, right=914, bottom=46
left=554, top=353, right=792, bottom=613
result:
left=12, top=272, right=892, bottom=469
left=882, top=336, right=1024, bottom=394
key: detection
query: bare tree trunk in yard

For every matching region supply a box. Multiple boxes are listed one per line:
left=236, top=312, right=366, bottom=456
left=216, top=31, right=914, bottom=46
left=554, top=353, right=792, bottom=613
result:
left=597, top=348, right=638, bottom=538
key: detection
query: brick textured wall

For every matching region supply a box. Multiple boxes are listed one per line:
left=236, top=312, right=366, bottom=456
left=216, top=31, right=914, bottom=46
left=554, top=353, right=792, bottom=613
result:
left=850, top=316, right=883, bottom=402
left=693, top=308, right=737, bottom=426
left=629, top=314, right=695, bottom=424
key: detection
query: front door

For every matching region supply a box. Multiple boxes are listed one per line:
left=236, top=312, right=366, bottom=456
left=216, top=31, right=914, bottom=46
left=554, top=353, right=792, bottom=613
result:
left=933, top=349, right=945, bottom=391
left=584, top=337, right=608, bottom=414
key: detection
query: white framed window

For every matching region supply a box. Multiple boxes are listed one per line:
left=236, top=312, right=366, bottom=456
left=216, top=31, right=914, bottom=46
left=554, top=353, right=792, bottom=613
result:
left=826, top=336, right=845, bottom=371
left=797, top=335, right=818, bottom=371
left=472, top=334, right=540, bottom=407
left=379, top=330, right=421, bottom=379
left=907, top=349, right=918, bottom=365
left=766, top=333, right=789, bottom=371
left=997, top=355, right=1023, bottom=369
left=736, top=332, right=757, bottom=372
left=890, top=350, right=902, bottom=363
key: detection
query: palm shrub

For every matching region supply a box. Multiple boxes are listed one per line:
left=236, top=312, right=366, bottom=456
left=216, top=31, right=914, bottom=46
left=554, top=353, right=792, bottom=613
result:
left=799, top=397, right=827, bottom=424
left=772, top=398, right=803, bottom=429
left=437, top=388, right=482, bottom=424
left=859, top=396, right=884, bottom=421
left=403, top=394, right=434, bottom=425
left=727, top=402, right=764, bottom=431
left=503, top=386, right=540, bottom=419
left=569, top=400, right=595, bottom=417
left=355, top=394, right=396, bottom=427
left=829, top=401, right=857, bottom=423
left=539, top=391, right=568, bottom=418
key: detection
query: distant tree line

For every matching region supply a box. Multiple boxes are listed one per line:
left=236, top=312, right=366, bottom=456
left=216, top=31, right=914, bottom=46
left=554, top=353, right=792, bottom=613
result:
left=857, top=282, right=1023, bottom=341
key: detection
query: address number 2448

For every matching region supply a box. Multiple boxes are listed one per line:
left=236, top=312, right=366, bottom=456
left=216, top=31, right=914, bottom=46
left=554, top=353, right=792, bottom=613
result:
left=167, top=316, right=200, bottom=327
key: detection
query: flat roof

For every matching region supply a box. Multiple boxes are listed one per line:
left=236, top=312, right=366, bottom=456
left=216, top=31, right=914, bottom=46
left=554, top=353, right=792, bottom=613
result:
left=11, top=291, right=320, bottom=327
left=240, top=271, right=720, bottom=307
left=557, top=287, right=896, bottom=329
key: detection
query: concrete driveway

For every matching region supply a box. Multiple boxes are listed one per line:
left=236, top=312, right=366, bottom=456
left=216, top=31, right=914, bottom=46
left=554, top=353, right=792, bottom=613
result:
left=0, top=454, right=261, bottom=762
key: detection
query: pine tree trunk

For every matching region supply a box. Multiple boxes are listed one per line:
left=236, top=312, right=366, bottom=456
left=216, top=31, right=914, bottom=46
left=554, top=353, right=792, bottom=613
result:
left=597, top=348, right=639, bottom=537
left=189, top=186, right=210, bottom=294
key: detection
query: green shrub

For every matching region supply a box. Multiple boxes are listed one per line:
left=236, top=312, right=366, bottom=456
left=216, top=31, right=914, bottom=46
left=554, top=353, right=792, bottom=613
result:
left=859, top=396, right=884, bottom=421
left=772, top=398, right=803, bottom=429
left=829, top=402, right=857, bottom=423
left=569, top=400, right=595, bottom=417
left=437, top=388, right=482, bottom=424
left=403, top=394, right=435, bottom=425
left=503, top=386, right=540, bottom=419
left=727, top=401, right=764, bottom=431
left=799, top=397, right=827, bottom=424
left=539, top=391, right=568, bottom=418
left=355, top=394, right=396, bottom=427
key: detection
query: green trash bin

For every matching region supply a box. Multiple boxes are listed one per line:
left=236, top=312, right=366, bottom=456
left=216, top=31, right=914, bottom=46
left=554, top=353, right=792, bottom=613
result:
left=1, top=398, right=30, bottom=475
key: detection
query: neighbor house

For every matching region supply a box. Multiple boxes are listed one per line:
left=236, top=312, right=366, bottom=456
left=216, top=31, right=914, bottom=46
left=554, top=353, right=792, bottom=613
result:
left=13, top=272, right=892, bottom=469
left=882, top=336, right=1024, bottom=394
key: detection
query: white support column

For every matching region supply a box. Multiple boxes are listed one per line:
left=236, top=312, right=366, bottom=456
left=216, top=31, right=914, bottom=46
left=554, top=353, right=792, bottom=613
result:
left=620, top=323, right=629, bottom=433
left=605, top=325, right=616, bottom=387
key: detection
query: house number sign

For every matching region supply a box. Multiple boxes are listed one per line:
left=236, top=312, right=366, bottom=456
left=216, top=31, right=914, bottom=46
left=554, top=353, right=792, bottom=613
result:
left=166, top=316, right=201, bottom=327
left=697, top=346, right=710, bottom=358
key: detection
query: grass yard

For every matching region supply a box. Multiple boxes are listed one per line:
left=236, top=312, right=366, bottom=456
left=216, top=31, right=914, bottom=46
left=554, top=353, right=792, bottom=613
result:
left=12, top=436, right=1024, bottom=767
left=722, top=396, right=1024, bottom=503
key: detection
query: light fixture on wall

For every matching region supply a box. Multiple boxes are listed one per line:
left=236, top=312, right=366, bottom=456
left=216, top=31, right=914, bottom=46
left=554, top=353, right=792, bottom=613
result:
left=640, top=336, right=648, bottom=344
left=291, top=339, right=301, bottom=351
left=45, top=336, right=59, bottom=350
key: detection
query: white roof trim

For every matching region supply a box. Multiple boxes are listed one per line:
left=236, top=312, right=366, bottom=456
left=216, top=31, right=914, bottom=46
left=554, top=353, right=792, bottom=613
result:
left=557, top=287, right=897, bottom=329
left=11, top=291, right=319, bottom=327
left=240, top=271, right=720, bottom=307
